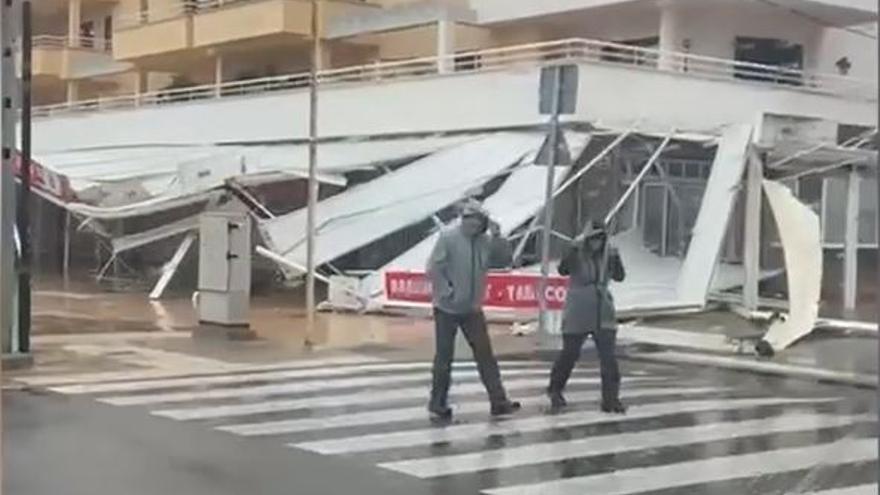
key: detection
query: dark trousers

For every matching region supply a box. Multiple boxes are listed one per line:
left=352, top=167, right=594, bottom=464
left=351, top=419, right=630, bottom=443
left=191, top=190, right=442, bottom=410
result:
left=430, top=308, right=507, bottom=409
left=549, top=330, right=620, bottom=405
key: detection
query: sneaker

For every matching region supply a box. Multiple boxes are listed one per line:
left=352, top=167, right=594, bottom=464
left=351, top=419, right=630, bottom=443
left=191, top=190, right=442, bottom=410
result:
left=490, top=400, right=522, bottom=417
left=600, top=400, right=627, bottom=414
left=428, top=406, right=453, bottom=423
left=547, top=389, right=567, bottom=413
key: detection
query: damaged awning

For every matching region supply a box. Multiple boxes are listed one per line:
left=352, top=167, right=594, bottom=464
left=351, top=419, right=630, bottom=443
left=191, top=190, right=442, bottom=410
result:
left=259, top=133, right=543, bottom=274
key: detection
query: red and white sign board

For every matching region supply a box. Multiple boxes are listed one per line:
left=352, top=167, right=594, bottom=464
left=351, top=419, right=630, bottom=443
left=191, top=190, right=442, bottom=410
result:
left=11, top=152, right=76, bottom=203
left=384, top=271, right=568, bottom=311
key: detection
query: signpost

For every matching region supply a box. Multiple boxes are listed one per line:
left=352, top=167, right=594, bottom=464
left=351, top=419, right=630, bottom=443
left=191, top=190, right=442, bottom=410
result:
left=536, top=64, right=577, bottom=335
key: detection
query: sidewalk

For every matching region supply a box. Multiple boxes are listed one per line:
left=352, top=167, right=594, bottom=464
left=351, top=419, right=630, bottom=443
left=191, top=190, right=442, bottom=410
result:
left=10, top=285, right=878, bottom=390
left=614, top=311, right=878, bottom=388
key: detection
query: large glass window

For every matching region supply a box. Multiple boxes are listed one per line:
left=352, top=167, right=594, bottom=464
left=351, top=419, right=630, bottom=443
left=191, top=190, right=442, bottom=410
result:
left=822, top=177, right=847, bottom=244
left=859, top=176, right=878, bottom=245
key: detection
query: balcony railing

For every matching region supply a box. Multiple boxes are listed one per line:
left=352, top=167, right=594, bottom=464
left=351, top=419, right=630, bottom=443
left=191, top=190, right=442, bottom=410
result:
left=33, top=35, right=113, bottom=52
left=33, top=37, right=877, bottom=118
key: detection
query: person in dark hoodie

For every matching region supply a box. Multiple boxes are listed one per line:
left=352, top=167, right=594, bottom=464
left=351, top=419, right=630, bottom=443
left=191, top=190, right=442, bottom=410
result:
left=426, top=201, right=521, bottom=422
left=548, top=219, right=627, bottom=414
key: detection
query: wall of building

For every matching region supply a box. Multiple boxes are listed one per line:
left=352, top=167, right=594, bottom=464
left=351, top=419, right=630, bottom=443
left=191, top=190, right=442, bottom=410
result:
left=816, top=23, right=878, bottom=80
left=31, top=60, right=876, bottom=151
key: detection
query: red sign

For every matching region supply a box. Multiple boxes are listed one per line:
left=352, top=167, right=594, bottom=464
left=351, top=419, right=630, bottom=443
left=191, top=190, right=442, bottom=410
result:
left=10, top=151, right=76, bottom=203
left=385, top=271, right=568, bottom=310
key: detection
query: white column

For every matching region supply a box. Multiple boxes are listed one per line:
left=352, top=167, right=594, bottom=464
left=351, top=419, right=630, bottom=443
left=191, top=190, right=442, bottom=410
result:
left=658, top=0, right=684, bottom=71
left=66, top=80, right=79, bottom=105
left=68, top=0, right=82, bottom=47
left=742, top=151, right=763, bottom=310
left=214, top=54, right=223, bottom=97
left=436, top=20, right=455, bottom=74
left=843, top=167, right=860, bottom=313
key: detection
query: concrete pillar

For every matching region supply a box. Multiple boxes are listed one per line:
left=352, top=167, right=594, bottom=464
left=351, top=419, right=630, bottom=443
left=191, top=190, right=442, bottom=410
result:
left=436, top=20, right=456, bottom=74
left=843, top=167, right=860, bottom=313
left=68, top=0, right=82, bottom=47
left=742, top=150, right=764, bottom=310
left=66, top=80, right=79, bottom=104
left=214, top=54, right=223, bottom=97
left=658, top=0, right=685, bottom=71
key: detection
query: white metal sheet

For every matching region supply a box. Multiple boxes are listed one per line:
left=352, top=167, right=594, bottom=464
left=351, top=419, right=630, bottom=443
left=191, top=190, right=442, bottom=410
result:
left=761, top=179, right=822, bottom=351
left=676, top=124, right=753, bottom=305
left=259, top=133, right=542, bottom=273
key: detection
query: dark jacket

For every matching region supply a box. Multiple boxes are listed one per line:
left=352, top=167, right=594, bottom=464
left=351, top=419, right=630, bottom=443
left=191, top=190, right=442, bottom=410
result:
left=558, top=241, right=625, bottom=334
left=427, top=225, right=513, bottom=315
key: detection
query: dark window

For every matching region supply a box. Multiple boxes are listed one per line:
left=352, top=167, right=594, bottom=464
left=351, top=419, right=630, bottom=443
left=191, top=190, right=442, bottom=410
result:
left=734, top=37, right=803, bottom=86
left=600, top=36, right=659, bottom=66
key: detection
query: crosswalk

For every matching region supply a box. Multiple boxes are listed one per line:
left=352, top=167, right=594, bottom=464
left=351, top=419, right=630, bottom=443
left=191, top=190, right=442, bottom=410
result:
left=20, top=355, right=879, bottom=494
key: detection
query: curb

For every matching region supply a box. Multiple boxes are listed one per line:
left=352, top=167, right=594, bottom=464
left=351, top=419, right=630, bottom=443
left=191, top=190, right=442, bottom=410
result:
left=626, top=349, right=877, bottom=389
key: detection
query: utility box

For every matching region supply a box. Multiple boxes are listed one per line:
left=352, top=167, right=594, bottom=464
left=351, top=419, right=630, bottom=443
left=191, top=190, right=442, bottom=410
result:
left=198, top=211, right=251, bottom=327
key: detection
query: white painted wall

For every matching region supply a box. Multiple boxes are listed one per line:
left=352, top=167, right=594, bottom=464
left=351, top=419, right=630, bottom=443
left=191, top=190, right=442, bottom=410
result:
left=30, top=63, right=876, bottom=152
left=816, top=23, right=878, bottom=81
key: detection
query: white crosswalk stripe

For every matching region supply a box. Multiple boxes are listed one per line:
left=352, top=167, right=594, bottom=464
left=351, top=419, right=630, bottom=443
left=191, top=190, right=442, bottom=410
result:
left=218, top=386, right=727, bottom=436
left=292, top=397, right=834, bottom=455
left=481, top=439, right=878, bottom=495
left=26, top=358, right=878, bottom=494
left=379, top=412, right=873, bottom=478
left=805, top=485, right=880, bottom=495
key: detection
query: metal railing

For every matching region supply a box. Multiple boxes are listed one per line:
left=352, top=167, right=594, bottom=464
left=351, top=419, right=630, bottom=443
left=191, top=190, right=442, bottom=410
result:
left=33, top=37, right=877, bottom=118
left=33, top=35, right=112, bottom=52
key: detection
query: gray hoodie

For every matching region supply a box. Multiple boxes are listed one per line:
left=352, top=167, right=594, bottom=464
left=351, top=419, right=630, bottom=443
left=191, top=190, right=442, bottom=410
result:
left=427, top=225, right=513, bottom=315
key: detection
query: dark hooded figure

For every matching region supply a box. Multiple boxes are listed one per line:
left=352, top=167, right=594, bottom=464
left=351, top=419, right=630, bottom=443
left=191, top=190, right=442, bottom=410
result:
left=426, top=201, right=521, bottom=422
left=548, top=219, right=627, bottom=414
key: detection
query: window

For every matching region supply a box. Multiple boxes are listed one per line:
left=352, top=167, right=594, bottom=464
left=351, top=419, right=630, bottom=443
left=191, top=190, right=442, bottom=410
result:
left=734, top=37, right=803, bottom=86
left=103, top=16, right=112, bottom=51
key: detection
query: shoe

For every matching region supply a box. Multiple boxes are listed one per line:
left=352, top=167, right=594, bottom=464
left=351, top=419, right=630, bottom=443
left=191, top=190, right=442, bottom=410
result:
left=600, top=400, right=627, bottom=414
left=547, top=389, right=567, bottom=413
left=428, top=406, right=453, bottom=423
left=490, top=400, right=522, bottom=417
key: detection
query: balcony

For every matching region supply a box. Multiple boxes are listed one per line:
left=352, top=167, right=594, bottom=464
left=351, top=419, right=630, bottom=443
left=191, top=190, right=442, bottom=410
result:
left=113, top=0, right=376, bottom=61
left=32, top=36, right=130, bottom=80
left=31, top=38, right=876, bottom=148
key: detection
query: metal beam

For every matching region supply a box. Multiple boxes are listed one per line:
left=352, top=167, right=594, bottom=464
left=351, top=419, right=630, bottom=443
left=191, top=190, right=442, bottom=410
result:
left=512, top=129, right=632, bottom=263
left=605, top=131, right=675, bottom=225
left=843, top=166, right=860, bottom=313
left=149, top=233, right=196, bottom=300
left=743, top=150, right=764, bottom=310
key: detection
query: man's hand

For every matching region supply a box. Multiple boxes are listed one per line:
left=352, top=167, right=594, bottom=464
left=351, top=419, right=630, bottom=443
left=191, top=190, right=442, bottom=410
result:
left=488, top=220, right=501, bottom=237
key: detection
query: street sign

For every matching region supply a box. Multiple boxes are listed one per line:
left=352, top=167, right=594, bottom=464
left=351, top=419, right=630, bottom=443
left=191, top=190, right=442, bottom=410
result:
left=539, top=64, right=578, bottom=115
left=535, top=126, right=572, bottom=166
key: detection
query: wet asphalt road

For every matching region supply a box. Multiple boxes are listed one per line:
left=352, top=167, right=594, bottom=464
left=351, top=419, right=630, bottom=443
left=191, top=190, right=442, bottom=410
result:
left=4, top=356, right=878, bottom=495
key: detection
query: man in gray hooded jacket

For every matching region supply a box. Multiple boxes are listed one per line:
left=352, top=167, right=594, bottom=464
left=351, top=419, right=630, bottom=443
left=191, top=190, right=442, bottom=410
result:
left=426, top=202, right=521, bottom=421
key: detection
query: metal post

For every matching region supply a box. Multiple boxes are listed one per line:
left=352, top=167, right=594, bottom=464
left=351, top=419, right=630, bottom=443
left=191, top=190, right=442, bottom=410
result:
left=537, top=67, right=561, bottom=335
left=18, top=0, right=32, bottom=353
left=63, top=211, right=71, bottom=286
left=844, top=166, right=860, bottom=314
left=1, top=0, right=18, bottom=358
left=305, top=0, right=320, bottom=347
left=743, top=150, right=763, bottom=311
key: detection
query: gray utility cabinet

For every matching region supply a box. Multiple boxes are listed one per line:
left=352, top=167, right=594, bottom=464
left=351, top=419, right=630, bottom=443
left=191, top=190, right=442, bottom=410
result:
left=198, top=211, right=251, bottom=326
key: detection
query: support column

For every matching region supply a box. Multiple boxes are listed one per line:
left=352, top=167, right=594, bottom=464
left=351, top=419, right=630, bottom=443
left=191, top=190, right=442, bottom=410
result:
left=743, top=150, right=763, bottom=311
left=214, top=54, right=223, bottom=97
left=843, top=167, right=860, bottom=313
left=66, top=80, right=79, bottom=105
left=436, top=19, right=455, bottom=74
left=658, top=0, right=685, bottom=71
left=68, top=0, right=82, bottom=47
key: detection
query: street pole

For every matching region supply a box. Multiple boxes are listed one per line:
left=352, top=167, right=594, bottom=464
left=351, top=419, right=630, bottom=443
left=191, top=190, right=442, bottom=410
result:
left=537, top=67, right=561, bottom=335
left=19, top=0, right=32, bottom=353
left=1, top=0, right=18, bottom=357
left=305, top=0, right=319, bottom=347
